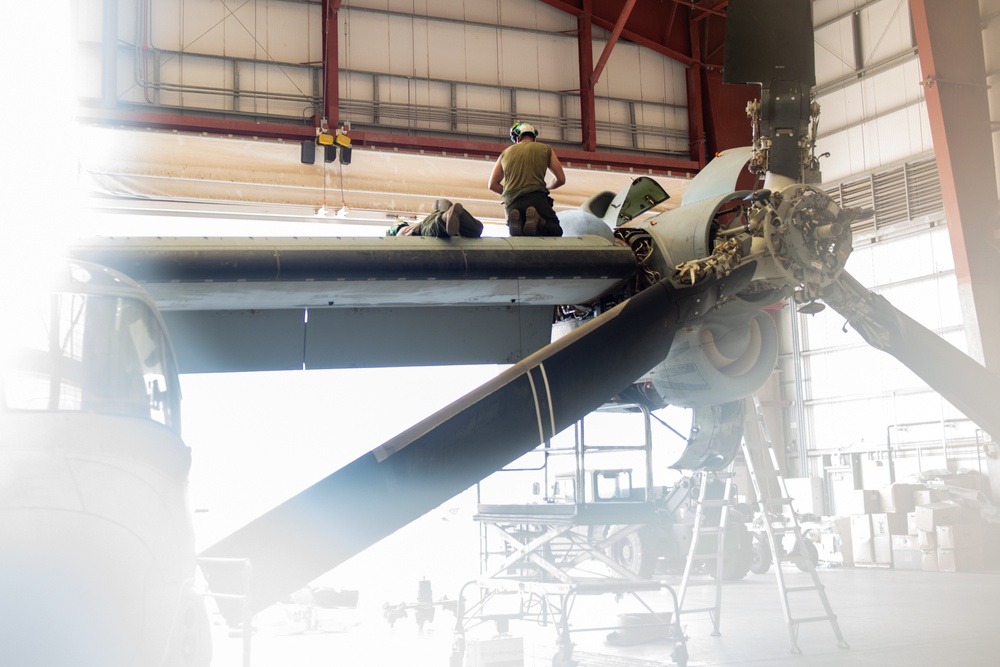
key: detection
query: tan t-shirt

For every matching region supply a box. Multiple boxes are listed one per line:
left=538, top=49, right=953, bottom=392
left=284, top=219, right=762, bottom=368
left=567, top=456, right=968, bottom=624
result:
left=500, top=141, right=552, bottom=207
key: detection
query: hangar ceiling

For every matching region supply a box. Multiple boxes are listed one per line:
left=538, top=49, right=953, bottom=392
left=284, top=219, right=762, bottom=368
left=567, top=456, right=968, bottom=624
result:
left=75, top=0, right=747, bottom=228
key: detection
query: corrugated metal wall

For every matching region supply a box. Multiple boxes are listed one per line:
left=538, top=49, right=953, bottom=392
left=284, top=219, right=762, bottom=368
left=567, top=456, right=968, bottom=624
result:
left=78, top=0, right=690, bottom=157
left=812, top=0, right=934, bottom=182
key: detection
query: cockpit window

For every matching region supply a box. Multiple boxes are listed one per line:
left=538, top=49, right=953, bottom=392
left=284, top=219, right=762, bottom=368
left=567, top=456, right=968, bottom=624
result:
left=1, top=292, right=179, bottom=430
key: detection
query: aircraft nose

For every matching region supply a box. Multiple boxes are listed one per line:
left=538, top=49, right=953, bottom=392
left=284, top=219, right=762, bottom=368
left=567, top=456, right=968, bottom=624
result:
left=0, top=511, right=173, bottom=667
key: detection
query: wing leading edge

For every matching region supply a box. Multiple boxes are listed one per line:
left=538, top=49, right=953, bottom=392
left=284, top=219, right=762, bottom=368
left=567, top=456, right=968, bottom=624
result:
left=70, top=236, right=637, bottom=371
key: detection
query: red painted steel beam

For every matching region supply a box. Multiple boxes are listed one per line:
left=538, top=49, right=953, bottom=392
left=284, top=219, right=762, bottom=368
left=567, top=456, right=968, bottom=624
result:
left=538, top=0, right=694, bottom=65
left=689, top=0, right=728, bottom=22
left=591, top=0, right=638, bottom=84
left=78, top=106, right=698, bottom=175
left=686, top=16, right=706, bottom=166
left=350, top=130, right=700, bottom=175
left=77, top=106, right=318, bottom=140
left=910, top=0, right=1000, bottom=371
left=322, top=0, right=342, bottom=130
left=578, top=0, right=597, bottom=152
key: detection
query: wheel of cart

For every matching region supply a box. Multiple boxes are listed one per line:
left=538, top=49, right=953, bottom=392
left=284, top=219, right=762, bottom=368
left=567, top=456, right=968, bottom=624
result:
left=552, top=643, right=577, bottom=667
left=665, top=581, right=688, bottom=667
left=672, top=638, right=689, bottom=667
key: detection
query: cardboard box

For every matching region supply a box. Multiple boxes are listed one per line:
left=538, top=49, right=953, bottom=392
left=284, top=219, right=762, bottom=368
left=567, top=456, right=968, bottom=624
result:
left=840, top=489, right=881, bottom=515
left=915, top=501, right=962, bottom=532
left=833, top=517, right=854, bottom=567
left=879, top=483, right=917, bottom=513
left=870, top=513, right=894, bottom=563
left=882, top=512, right=910, bottom=535
left=922, top=550, right=939, bottom=571
left=937, top=547, right=984, bottom=572
left=936, top=523, right=983, bottom=550
left=918, top=530, right=937, bottom=550
left=850, top=514, right=874, bottom=564
left=892, top=534, right=919, bottom=550
left=906, top=512, right=918, bottom=535
left=786, top=477, right=826, bottom=515
left=892, top=547, right=922, bottom=570
left=913, top=488, right=949, bottom=506
left=466, top=637, right=524, bottom=667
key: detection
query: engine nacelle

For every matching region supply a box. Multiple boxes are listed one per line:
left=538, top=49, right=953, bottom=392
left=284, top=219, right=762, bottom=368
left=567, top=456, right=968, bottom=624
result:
left=637, top=300, right=778, bottom=407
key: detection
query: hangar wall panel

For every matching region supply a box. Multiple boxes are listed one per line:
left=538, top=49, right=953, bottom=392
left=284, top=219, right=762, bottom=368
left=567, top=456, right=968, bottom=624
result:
left=857, top=0, right=912, bottom=65
left=814, top=20, right=856, bottom=87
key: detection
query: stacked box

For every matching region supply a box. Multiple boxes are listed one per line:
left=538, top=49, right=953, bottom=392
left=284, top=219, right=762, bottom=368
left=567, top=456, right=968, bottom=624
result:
left=935, top=523, right=985, bottom=572
left=937, top=548, right=984, bottom=572
left=890, top=534, right=921, bottom=570
left=785, top=477, right=826, bottom=515
left=879, top=483, right=918, bottom=513
left=870, top=514, right=894, bottom=565
left=850, top=514, right=874, bottom=565
left=882, top=512, right=909, bottom=535
left=913, top=488, right=949, bottom=506
left=466, top=637, right=524, bottom=667
left=833, top=517, right=854, bottom=567
left=906, top=512, right=918, bottom=535
left=839, top=489, right=881, bottom=516
left=936, top=524, right=984, bottom=550
left=915, top=501, right=962, bottom=533
left=918, top=530, right=937, bottom=551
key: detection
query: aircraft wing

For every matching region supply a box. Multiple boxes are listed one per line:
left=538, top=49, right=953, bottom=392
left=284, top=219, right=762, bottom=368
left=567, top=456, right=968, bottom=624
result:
left=69, top=236, right=637, bottom=372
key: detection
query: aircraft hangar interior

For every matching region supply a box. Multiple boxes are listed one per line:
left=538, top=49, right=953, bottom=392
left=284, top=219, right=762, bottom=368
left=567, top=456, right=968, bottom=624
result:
left=3, top=0, right=1000, bottom=665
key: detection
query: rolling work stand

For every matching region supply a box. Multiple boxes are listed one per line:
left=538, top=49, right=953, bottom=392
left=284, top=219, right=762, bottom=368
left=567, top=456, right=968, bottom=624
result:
left=453, top=503, right=687, bottom=667
left=743, top=394, right=849, bottom=654
left=451, top=404, right=689, bottom=667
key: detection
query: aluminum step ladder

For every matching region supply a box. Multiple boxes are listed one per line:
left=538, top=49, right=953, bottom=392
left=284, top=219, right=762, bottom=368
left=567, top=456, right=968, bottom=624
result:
left=743, top=394, right=849, bottom=654
left=676, top=469, right=735, bottom=636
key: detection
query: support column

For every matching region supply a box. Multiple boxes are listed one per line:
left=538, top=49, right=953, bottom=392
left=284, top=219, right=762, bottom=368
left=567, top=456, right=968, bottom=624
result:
left=686, top=17, right=706, bottom=166
left=102, top=0, right=118, bottom=108
left=322, top=0, right=342, bottom=129
left=578, top=0, right=596, bottom=152
left=910, top=0, right=1000, bottom=372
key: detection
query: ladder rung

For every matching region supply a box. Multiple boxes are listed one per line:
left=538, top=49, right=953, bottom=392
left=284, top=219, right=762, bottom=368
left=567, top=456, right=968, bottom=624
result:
left=698, top=527, right=723, bottom=536
left=783, top=585, right=821, bottom=593
left=682, top=581, right=722, bottom=588
left=697, top=500, right=731, bottom=508
left=761, top=497, right=794, bottom=506
left=682, top=605, right=721, bottom=614
left=791, top=615, right=837, bottom=625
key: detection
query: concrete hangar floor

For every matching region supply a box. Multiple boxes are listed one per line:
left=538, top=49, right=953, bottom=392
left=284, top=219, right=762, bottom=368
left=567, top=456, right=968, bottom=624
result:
left=207, top=566, right=999, bottom=666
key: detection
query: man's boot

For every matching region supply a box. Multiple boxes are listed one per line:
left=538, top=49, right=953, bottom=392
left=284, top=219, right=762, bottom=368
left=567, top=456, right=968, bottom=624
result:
left=524, top=207, right=542, bottom=236
left=508, top=209, right=523, bottom=236
left=458, top=208, right=484, bottom=237
left=443, top=203, right=463, bottom=237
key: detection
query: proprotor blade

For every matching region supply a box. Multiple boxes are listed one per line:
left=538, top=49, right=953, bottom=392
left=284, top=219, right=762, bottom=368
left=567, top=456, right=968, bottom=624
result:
left=723, top=0, right=815, bottom=88
left=200, top=265, right=756, bottom=622
left=724, top=0, right=816, bottom=180
left=822, top=271, right=1000, bottom=440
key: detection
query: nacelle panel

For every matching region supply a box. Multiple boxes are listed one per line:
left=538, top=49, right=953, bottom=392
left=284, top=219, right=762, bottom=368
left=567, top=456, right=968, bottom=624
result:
left=640, top=304, right=777, bottom=407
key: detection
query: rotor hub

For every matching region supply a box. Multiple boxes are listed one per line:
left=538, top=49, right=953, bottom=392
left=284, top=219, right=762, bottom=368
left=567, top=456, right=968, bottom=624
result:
left=759, top=184, right=853, bottom=300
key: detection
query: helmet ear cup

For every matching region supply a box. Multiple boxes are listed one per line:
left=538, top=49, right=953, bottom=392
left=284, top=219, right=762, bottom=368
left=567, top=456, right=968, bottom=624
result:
left=510, top=124, right=520, bottom=143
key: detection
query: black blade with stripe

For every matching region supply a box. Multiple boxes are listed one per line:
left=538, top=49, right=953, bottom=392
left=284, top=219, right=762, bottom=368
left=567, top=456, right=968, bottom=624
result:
left=200, top=264, right=756, bottom=622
